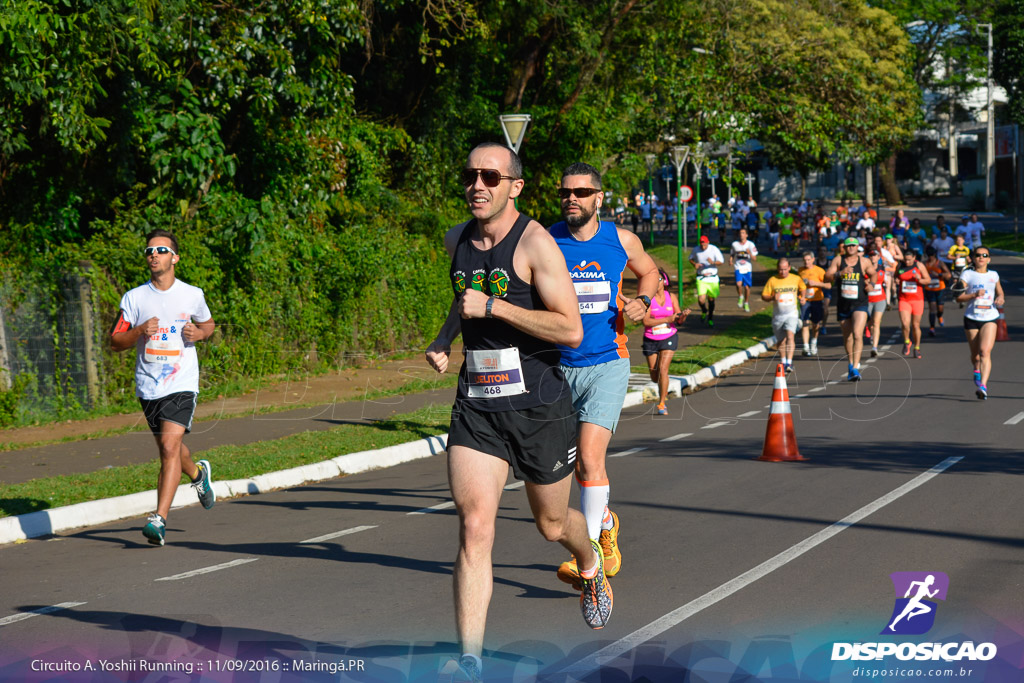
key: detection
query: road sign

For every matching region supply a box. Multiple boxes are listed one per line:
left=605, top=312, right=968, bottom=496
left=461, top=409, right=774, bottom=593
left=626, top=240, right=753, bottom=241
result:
left=679, top=185, right=693, bottom=202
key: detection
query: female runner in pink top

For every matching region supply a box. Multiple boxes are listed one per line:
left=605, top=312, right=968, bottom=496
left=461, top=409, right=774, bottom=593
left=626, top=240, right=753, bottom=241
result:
left=641, top=269, right=690, bottom=414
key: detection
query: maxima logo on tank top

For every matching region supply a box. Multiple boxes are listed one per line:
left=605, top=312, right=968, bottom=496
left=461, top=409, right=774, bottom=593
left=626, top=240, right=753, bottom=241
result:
left=570, top=260, right=606, bottom=279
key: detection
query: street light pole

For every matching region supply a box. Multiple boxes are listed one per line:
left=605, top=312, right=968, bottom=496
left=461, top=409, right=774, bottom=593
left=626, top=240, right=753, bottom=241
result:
left=499, top=114, right=531, bottom=209
left=672, top=145, right=691, bottom=285
left=645, top=153, right=657, bottom=247
left=692, top=156, right=704, bottom=243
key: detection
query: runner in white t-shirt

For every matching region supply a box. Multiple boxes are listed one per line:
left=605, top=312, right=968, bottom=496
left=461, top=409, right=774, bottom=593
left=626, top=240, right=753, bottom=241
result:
left=965, top=213, right=985, bottom=248
left=110, top=230, right=217, bottom=546
left=690, top=236, right=725, bottom=327
left=730, top=227, right=758, bottom=312
left=954, top=248, right=1004, bottom=400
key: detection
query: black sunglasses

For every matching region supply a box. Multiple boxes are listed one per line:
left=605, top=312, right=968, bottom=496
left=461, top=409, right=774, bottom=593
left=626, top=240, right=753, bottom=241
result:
left=461, top=168, right=515, bottom=187
left=143, top=246, right=177, bottom=256
left=557, top=187, right=600, bottom=200
left=974, top=253, right=990, bottom=258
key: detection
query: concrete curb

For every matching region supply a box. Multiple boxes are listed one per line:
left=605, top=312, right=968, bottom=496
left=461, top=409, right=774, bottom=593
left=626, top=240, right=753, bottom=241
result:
left=0, top=338, right=778, bottom=545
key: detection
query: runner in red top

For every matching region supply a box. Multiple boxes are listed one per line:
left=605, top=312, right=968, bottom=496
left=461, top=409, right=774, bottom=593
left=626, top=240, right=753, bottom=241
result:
left=896, top=249, right=931, bottom=358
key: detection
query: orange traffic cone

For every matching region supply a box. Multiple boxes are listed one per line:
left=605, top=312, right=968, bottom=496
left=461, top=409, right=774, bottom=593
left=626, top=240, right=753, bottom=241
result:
left=996, top=307, right=1010, bottom=342
left=758, top=363, right=807, bottom=462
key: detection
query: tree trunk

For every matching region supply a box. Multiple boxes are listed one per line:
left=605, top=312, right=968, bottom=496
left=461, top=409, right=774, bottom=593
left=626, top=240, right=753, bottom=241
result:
left=879, top=154, right=902, bottom=206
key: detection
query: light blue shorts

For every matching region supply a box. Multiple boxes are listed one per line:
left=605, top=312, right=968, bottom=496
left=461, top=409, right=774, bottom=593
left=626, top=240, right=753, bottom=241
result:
left=560, top=357, right=631, bottom=433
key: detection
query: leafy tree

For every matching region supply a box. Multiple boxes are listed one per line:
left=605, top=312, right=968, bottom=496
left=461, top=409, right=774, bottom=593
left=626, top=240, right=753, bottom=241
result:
left=992, top=0, right=1024, bottom=125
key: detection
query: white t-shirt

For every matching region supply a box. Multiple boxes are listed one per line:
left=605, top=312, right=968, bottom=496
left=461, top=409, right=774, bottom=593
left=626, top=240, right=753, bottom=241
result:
left=856, top=217, right=875, bottom=232
left=959, top=269, right=1000, bottom=322
left=965, top=221, right=984, bottom=248
left=119, top=279, right=213, bottom=400
left=730, top=240, right=758, bottom=274
left=931, top=236, right=954, bottom=263
left=691, top=245, right=724, bottom=282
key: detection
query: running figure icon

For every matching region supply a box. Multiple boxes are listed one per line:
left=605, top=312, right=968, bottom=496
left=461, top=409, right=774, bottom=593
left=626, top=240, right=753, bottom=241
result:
left=887, top=574, right=939, bottom=632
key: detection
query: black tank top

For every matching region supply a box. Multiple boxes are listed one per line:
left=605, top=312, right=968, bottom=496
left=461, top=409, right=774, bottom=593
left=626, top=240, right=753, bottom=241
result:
left=836, top=256, right=868, bottom=307
left=450, top=214, right=568, bottom=411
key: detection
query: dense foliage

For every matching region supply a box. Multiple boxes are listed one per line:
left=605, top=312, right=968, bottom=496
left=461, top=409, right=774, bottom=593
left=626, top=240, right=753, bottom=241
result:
left=0, top=0, right=926, bottom=421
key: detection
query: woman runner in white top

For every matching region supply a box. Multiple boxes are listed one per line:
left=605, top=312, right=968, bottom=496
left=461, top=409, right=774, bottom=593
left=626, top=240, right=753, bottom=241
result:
left=954, top=248, right=1004, bottom=400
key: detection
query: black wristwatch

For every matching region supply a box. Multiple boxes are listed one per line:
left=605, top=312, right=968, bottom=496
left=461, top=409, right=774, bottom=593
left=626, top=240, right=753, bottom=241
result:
left=637, top=295, right=651, bottom=309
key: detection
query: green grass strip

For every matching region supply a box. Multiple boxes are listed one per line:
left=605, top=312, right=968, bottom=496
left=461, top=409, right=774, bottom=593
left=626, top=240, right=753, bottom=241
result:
left=0, top=402, right=451, bottom=519
left=984, top=231, right=1024, bottom=253
left=0, top=371, right=459, bottom=452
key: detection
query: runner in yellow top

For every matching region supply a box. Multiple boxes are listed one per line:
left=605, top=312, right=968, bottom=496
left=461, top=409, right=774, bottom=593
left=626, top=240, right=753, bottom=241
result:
left=947, top=235, right=971, bottom=275
left=798, top=251, right=830, bottom=357
left=761, top=258, right=807, bottom=373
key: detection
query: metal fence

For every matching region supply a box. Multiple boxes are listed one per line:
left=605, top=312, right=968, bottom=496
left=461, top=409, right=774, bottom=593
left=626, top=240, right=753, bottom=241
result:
left=0, top=275, right=100, bottom=413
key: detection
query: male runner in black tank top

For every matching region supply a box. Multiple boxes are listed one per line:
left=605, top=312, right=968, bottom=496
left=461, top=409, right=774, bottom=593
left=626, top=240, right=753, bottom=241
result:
left=425, top=143, right=611, bottom=679
left=826, top=237, right=877, bottom=381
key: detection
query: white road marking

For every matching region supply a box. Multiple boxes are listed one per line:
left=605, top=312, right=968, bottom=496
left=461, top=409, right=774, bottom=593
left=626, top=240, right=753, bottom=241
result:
left=863, top=358, right=876, bottom=364
left=408, top=501, right=456, bottom=515
left=701, top=422, right=731, bottom=430
left=737, top=411, right=761, bottom=418
left=660, top=433, right=693, bottom=442
left=807, top=387, right=825, bottom=393
left=1005, top=411, right=1024, bottom=426
left=155, top=558, right=258, bottom=582
left=609, top=447, right=647, bottom=458
left=0, top=602, right=86, bottom=628
left=504, top=481, right=525, bottom=490
left=793, top=394, right=808, bottom=399
left=828, top=380, right=841, bottom=385
left=558, top=456, right=964, bottom=677
left=300, top=525, right=377, bottom=544
left=881, top=345, right=892, bottom=351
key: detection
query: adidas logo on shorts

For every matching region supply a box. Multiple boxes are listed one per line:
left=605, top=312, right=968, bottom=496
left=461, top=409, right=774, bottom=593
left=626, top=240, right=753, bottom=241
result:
left=552, top=460, right=564, bottom=472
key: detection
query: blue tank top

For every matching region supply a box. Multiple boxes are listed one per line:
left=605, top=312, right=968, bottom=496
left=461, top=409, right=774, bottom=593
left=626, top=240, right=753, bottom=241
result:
left=549, top=220, right=629, bottom=367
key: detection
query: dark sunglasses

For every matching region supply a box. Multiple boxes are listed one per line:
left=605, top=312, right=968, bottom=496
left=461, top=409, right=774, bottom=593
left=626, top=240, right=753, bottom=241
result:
left=144, top=246, right=177, bottom=256
left=461, top=168, right=515, bottom=187
left=974, top=253, right=990, bottom=258
left=557, top=187, right=600, bottom=200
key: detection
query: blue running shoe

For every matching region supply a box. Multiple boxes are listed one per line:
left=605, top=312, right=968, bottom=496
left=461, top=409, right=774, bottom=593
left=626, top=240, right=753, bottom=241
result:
left=847, top=368, right=862, bottom=382
left=192, top=459, right=215, bottom=510
left=143, top=513, right=166, bottom=546
left=976, top=384, right=987, bottom=400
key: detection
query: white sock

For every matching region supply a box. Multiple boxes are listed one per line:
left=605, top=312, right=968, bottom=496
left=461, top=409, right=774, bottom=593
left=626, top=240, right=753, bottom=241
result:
left=579, top=478, right=609, bottom=541
left=600, top=507, right=614, bottom=532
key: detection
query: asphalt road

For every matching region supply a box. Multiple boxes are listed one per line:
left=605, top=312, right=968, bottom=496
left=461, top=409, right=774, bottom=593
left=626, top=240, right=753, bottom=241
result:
left=1, top=256, right=1022, bottom=683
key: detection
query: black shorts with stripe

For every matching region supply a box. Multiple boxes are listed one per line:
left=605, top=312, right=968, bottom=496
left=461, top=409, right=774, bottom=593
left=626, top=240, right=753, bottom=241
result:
left=447, top=394, right=577, bottom=485
left=139, top=391, right=197, bottom=435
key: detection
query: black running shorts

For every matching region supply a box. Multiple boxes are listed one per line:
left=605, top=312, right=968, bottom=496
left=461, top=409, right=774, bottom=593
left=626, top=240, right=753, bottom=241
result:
left=139, top=391, right=197, bottom=435
left=963, top=317, right=996, bottom=331
left=447, top=394, right=577, bottom=485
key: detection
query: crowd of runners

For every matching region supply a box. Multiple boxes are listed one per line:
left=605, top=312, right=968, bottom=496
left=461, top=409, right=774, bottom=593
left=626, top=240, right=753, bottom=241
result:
left=107, top=144, right=1007, bottom=682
